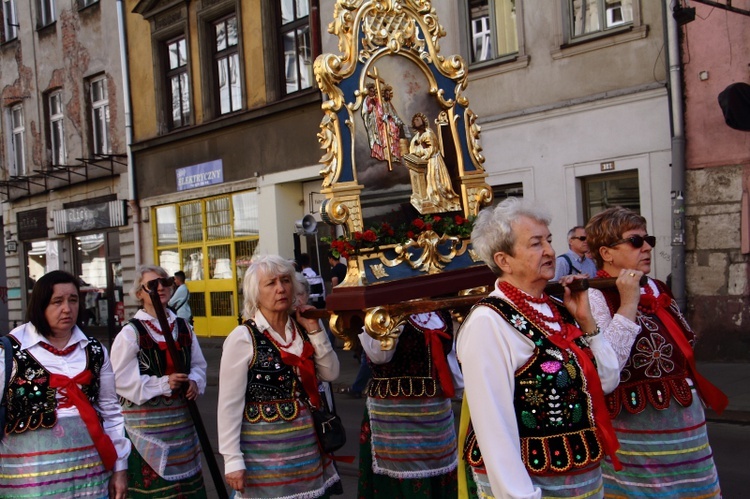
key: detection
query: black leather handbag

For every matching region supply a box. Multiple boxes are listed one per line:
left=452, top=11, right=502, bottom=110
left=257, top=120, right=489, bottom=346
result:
left=311, top=407, right=346, bottom=453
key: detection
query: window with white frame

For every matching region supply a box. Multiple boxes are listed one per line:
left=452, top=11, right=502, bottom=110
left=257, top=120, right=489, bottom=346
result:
left=38, top=0, right=55, bottom=27
left=166, top=36, right=191, bottom=128
left=3, top=0, right=18, bottom=41
left=49, top=90, right=66, bottom=166
left=9, top=104, right=26, bottom=176
left=568, top=0, right=633, bottom=39
left=467, top=0, right=519, bottom=64
left=90, top=76, right=111, bottom=155
left=213, top=14, right=241, bottom=115
left=279, top=0, right=313, bottom=94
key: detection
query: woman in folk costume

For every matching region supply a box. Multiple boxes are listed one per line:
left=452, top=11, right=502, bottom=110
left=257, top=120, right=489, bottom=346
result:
left=456, top=197, right=624, bottom=499
left=218, top=255, right=341, bottom=498
left=585, top=207, right=727, bottom=498
left=356, top=309, right=459, bottom=498
left=110, top=264, right=208, bottom=497
left=0, top=270, right=130, bottom=498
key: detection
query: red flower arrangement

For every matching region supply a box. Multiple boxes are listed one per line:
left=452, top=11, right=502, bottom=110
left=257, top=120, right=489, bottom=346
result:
left=323, top=214, right=473, bottom=258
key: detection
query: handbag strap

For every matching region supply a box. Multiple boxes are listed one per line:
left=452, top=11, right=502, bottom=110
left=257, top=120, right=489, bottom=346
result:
left=0, top=335, right=13, bottom=440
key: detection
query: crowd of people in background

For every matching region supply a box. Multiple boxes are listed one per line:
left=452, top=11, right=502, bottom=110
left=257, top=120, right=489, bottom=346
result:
left=0, top=199, right=727, bottom=499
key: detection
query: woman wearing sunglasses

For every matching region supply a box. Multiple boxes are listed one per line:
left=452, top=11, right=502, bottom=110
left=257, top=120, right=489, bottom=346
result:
left=586, top=207, right=727, bottom=499
left=110, top=264, right=208, bottom=497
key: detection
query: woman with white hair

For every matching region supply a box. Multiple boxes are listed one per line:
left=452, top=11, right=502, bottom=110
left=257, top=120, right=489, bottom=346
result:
left=457, top=197, right=623, bottom=499
left=218, top=255, right=341, bottom=498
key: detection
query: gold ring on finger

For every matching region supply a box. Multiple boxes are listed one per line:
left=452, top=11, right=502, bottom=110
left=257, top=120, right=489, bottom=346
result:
left=629, top=272, right=636, bottom=277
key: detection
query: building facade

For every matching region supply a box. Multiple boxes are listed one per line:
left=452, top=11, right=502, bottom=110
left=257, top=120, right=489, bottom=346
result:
left=681, top=2, right=750, bottom=360
left=124, top=0, right=337, bottom=336
left=0, top=0, right=130, bottom=343
left=122, top=0, right=678, bottom=339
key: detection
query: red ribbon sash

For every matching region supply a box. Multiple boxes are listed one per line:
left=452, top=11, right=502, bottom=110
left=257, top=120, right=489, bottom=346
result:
left=49, top=370, right=118, bottom=471
left=422, top=328, right=455, bottom=399
left=546, top=326, right=623, bottom=471
left=279, top=342, right=322, bottom=409
left=654, top=307, right=728, bottom=415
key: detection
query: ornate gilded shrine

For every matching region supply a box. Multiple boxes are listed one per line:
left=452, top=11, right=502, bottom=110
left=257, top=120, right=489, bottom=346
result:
left=314, top=0, right=494, bottom=348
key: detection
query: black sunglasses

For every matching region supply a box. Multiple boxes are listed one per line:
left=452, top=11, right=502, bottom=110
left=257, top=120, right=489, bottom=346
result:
left=609, top=234, right=656, bottom=249
left=570, top=236, right=587, bottom=242
left=142, top=277, right=174, bottom=292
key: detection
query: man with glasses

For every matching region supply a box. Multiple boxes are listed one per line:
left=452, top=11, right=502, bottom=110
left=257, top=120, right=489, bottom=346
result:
left=554, top=225, right=598, bottom=280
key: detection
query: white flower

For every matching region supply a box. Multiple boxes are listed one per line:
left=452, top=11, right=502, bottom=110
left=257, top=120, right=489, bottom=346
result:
left=510, top=314, right=528, bottom=330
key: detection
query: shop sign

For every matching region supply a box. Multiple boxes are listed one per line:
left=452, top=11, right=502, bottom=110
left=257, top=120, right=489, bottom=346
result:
left=176, top=159, right=224, bottom=191
left=17, top=208, right=48, bottom=240
left=53, top=200, right=128, bottom=235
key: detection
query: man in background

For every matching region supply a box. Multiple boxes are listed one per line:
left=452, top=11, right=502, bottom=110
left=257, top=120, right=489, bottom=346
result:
left=327, top=251, right=347, bottom=288
left=554, top=225, right=597, bottom=279
left=169, top=270, right=193, bottom=324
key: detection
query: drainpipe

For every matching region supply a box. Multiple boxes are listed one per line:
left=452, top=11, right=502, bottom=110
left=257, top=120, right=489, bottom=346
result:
left=116, top=0, right=142, bottom=267
left=665, top=0, right=687, bottom=310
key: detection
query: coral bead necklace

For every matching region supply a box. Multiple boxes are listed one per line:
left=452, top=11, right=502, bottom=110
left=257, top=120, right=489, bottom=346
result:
left=498, top=281, right=570, bottom=338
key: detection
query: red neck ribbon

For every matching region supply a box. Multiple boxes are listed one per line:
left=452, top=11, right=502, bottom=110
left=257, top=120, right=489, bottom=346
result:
left=278, top=341, right=322, bottom=409
left=421, top=327, right=455, bottom=399
left=545, top=325, right=623, bottom=471
left=157, top=341, right=182, bottom=376
left=49, top=370, right=118, bottom=471
left=653, top=307, right=728, bottom=415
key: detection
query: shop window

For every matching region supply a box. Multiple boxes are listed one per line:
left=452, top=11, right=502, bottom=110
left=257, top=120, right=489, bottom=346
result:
left=209, top=243, right=232, bottom=279
left=25, top=240, right=61, bottom=293
left=179, top=200, right=203, bottom=243
left=467, top=0, right=520, bottom=64
left=582, top=170, right=640, bottom=220
left=154, top=191, right=259, bottom=336
left=207, top=196, right=231, bottom=240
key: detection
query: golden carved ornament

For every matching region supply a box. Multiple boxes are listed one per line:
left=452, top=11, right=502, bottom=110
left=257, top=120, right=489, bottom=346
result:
left=381, top=230, right=470, bottom=274
left=364, top=306, right=408, bottom=350
left=318, top=112, right=341, bottom=188
left=328, top=312, right=356, bottom=350
left=465, top=109, right=486, bottom=170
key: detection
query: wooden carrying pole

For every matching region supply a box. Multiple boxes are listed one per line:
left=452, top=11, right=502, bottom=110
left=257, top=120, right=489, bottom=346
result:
left=147, top=289, right=229, bottom=499
left=302, top=276, right=648, bottom=320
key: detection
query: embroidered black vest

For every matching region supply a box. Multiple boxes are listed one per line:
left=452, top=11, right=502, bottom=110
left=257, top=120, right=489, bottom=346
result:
left=4, top=334, right=104, bottom=434
left=120, top=318, right=193, bottom=406
left=599, top=280, right=694, bottom=417
left=367, top=311, right=454, bottom=399
left=242, top=320, right=310, bottom=423
left=464, top=297, right=603, bottom=475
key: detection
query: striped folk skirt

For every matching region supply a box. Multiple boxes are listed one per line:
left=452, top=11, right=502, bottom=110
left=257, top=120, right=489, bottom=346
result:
left=358, top=397, right=458, bottom=499
left=0, top=415, right=112, bottom=498
left=237, top=405, right=340, bottom=499
left=121, top=397, right=206, bottom=498
left=602, top=388, right=721, bottom=499
left=464, top=458, right=603, bottom=499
